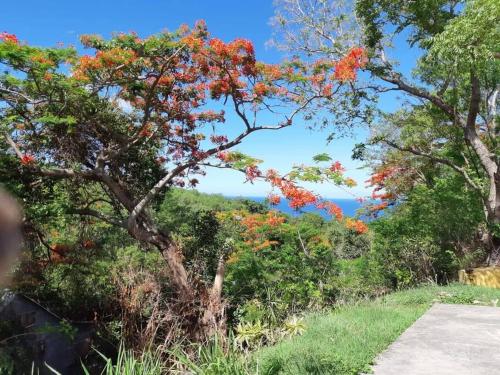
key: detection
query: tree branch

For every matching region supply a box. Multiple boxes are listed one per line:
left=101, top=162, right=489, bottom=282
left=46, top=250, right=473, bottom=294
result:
left=382, top=139, right=483, bottom=194
left=127, top=94, right=312, bottom=226
left=375, top=48, right=455, bottom=119
left=69, top=208, right=127, bottom=229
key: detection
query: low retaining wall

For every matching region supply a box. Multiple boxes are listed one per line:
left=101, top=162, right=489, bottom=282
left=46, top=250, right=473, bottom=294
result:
left=458, top=267, right=500, bottom=289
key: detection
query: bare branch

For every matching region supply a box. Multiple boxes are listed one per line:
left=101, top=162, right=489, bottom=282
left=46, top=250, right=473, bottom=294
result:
left=377, top=71, right=456, bottom=120
left=3, top=132, right=24, bottom=159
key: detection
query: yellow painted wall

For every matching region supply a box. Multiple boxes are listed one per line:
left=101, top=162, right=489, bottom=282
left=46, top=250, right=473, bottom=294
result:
left=458, top=267, right=500, bottom=289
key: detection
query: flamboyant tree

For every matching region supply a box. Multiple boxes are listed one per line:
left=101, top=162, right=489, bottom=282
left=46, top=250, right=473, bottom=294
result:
left=272, top=0, right=500, bottom=264
left=0, top=23, right=364, bottom=338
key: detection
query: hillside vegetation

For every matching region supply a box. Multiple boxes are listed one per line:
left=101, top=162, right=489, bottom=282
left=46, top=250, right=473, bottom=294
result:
left=1, top=0, right=498, bottom=372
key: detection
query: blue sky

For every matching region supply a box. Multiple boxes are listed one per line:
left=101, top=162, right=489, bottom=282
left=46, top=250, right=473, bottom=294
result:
left=1, top=0, right=418, bottom=198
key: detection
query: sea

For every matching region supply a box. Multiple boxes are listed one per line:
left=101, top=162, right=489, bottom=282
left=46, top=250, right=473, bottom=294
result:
left=231, top=197, right=364, bottom=220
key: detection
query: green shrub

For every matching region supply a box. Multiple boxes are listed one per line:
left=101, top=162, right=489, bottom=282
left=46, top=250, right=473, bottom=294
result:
left=170, top=336, right=252, bottom=375
left=370, top=176, right=485, bottom=288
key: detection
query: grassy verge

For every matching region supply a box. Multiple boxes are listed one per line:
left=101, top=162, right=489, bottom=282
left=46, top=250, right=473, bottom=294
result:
left=253, top=284, right=500, bottom=375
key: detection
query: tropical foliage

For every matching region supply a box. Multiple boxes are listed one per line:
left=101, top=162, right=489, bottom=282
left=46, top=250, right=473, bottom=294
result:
left=0, top=0, right=498, bottom=373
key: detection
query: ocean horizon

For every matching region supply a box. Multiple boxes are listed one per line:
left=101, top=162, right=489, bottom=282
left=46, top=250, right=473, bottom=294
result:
left=226, top=196, right=364, bottom=219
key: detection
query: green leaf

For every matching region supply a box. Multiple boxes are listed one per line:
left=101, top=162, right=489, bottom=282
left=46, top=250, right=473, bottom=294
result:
left=312, top=153, right=332, bottom=163
left=36, top=115, right=77, bottom=126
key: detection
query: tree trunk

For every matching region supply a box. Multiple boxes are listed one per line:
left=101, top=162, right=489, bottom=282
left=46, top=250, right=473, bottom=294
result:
left=161, top=241, right=196, bottom=303
left=198, top=255, right=227, bottom=340
left=487, top=237, right=500, bottom=266
left=480, top=172, right=500, bottom=266
left=106, top=171, right=227, bottom=342
left=159, top=238, right=226, bottom=340
left=133, top=224, right=227, bottom=341
left=462, top=74, right=500, bottom=266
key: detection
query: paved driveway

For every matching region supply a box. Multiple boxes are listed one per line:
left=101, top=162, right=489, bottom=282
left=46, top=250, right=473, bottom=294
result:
left=371, top=303, right=500, bottom=375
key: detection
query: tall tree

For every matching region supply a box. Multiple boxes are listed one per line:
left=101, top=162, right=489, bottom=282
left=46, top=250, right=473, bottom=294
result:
left=272, top=0, right=500, bottom=263
left=0, top=23, right=360, bottom=338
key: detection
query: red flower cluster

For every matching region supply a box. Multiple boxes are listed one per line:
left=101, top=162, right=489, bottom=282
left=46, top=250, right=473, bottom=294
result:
left=258, top=63, right=283, bottom=80
left=208, top=38, right=254, bottom=58
left=266, top=170, right=317, bottom=209
left=245, top=165, right=261, bottom=182
left=235, top=210, right=286, bottom=252
left=20, top=154, right=35, bottom=165
left=334, top=47, right=367, bottom=82
left=264, top=169, right=357, bottom=222
left=157, top=76, right=174, bottom=86
left=318, top=201, right=343, bottom=220
left=217, top=151, right=231, bottom=162
left=369, top=201, right=389, bottom=212
left=31, top=53, right=55, bottom=67
left=267, top=194, right=281, bottom=206
left=73, top=48, right=137, bottom=81
left=366, top=166, right=399, bottom=213
left=209, top=134, right=228, bottom=145
left=322, top=83, right=333, bottom=97
left=281, top=183, right=317, bottom=209
left=254, top=82, right=270, bottom=97
left=371, top=192, right=394, bottom=200
left=0, top=32, right=18, bottom=44
left=365, top=166, right=396, bottom=187
left=208, top=79, right=232, bottom=98
left=266, top=211, right=285, bottom=226
left=189, top=36, right=259, bottom=100
left=330, top=161, right=345, bottom=173
left=345, top=218, right=368, bottom=234
left=265, top=169, right=282, bottom=186
left=253, top=239, right=280, bottom=251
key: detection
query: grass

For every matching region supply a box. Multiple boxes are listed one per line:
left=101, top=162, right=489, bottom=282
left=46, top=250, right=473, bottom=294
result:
left=80, top=344, right=165, bottom=375
left=253, top=284, right=500, bottom=375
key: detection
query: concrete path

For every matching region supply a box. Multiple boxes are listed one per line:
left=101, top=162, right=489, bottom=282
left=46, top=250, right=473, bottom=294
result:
left=371, top=304, right=500, bottom=375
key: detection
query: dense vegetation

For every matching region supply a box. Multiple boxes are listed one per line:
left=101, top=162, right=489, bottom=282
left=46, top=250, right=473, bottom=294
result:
left=0, top=189, right=375, bottom=371
left=0, top=0, right=498, bottom=373
left=0, top=187, right=491, bottom=373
